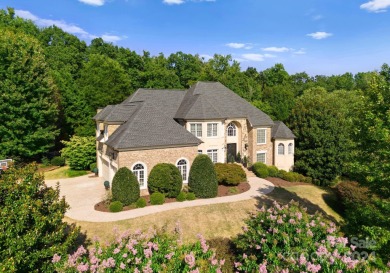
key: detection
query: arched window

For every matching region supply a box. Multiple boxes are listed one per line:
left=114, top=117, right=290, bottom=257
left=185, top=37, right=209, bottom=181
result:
left=288, top=143, right=294, bottom=154
left=132, top=163, right=145, bottom=187
left=227, top=122, right=236, bottom=136
left=278, top=143, right=285, bottom=155
left=177, top=159, right=188, bottom=182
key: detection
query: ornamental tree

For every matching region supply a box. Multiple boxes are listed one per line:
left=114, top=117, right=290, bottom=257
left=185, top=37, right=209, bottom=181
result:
left=0, top=164, right=79, bottom=272
left=61, top=135, right=96, bottom=170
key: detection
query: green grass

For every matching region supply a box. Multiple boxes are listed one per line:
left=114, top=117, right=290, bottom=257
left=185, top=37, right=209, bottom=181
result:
left=44, top=166, right=89, bottom=180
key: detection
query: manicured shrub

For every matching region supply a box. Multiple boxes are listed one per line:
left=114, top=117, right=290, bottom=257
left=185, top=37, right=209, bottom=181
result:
left=52, top=229, right=223, bottom=273
left=176, top=191, right=187, bottom=202
left=252, top=162, right=269, bottom=178
left=267, top=165, right=279, bottom=177
left=234, top=201, right=369, bottom=272
left=89, top=162, right=97, bottom=172
left=135, top=198, right=147, bottom=208
left=150, top=192, right=165, bottom=205
left=111, top=167, right=140, bottom=206
left=51, top=156, right=65, bottom=166
left=109, top=201, right=123, bottom=212
left=148, top=163, right=182, bottom=198
left=277, top=169, right=288, bottom=179
left=188, top=154, right=218, bottom=198
left=215, top=163, right=246, bottom=186
left=186, top=192, right=196, bottom=200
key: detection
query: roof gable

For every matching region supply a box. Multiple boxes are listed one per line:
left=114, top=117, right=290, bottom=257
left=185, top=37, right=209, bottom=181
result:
left=272, top=121, right=296, bottom=139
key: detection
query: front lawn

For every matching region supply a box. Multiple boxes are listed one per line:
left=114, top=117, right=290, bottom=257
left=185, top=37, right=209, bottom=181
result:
left=43, top=166, right=89, bottom=180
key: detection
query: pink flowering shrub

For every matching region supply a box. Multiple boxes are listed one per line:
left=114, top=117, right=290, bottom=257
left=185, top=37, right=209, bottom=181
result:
left=234, top=201, right=377, bottom=273
left=52, top=228, right=223, bottom=273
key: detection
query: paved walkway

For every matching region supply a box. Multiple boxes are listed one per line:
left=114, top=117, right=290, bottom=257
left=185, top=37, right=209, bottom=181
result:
left=45, top=172, right=274, bottom=223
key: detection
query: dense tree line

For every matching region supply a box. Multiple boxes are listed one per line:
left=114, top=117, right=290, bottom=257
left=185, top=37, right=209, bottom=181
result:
left=0, top=6, right=389, bottom=265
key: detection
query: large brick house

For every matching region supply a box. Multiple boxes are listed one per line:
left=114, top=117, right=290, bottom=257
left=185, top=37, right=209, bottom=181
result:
left=93, top=82, right=295, bottom=189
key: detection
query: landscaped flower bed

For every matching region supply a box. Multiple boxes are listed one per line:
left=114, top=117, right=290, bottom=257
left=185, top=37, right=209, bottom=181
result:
left=94, top=182, right=250, bottom=213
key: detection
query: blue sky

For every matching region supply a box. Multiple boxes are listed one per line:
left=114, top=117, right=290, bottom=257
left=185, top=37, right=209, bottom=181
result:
left=1, top=0, right=390, bottom=76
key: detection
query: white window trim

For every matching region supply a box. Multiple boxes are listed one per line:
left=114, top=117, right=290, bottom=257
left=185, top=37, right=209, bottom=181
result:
left=288, top=143, right=294, bottom=155
left=256, top=151, right=267, bottom=164
left=278, top=143, right=285, bottom=155
left=131, top=162, right=148, bottom=189
left=176, top=158, right=189, bottom=183
left=227, top=122, right=237, bottom=137
left=257, top=128, right=267, bottom=144
left=207, top=149, right=218, bottom=163
left=189, top=123, right=202, bottom=138
left=207, top=123, right=218, bottom=138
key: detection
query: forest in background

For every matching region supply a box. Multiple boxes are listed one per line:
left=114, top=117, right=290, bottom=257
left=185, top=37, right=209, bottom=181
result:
left=0, top=6, right=389, bottom=264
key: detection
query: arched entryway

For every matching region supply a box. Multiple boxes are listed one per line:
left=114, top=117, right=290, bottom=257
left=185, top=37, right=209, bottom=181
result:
left=226, top=121, right=241, bottom=162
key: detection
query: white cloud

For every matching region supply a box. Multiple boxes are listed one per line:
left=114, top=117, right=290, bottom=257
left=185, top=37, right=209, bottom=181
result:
left=312, top=14, right=323, bottom=20
left=293, top=49, right=306, bottom=55
left=79, top=0, right=105, bottom=6
left=163, top=0, right=185, bottom=4
left=101, top=34, right=126, bottom=42
left=360, top=0, right=390, bottom=12
left=307, top=31, right=333, bottom=40
left=262, top=47, right=290, bottom=53
left=15, top=10, right=125, bottom=43
left=241, top=53, right=275, bottom=62
left=226, top=43, right=252, bottom=49
left=200, top=54, right=213, bottom=61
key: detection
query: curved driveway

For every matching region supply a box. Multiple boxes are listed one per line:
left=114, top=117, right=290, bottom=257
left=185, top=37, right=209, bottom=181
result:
left=45, top=175, right=274, bottom=223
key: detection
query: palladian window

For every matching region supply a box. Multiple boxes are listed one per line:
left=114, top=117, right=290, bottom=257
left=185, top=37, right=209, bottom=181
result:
left=132, top=163, right=145, bottom=187
left=177, top=159, right=188, bottom=182
left=227, top=123, right=236, bottom=136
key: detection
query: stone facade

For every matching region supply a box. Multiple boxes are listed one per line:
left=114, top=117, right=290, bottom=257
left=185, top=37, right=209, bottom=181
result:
left=117, top=146, right=198, bottom=188
left=248, top=127, right=273, bottom=165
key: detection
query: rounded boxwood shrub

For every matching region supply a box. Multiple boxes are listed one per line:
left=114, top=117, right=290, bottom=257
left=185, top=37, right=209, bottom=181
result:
left=252, top=162, right=269, bottom=178
left=111, top=167, right=140, bottom=206
left=109, top=201, right=123, bottom=212
left=147, top=163, right=182, bottom=198
left=186, top=192, right=196, bottom=200
left=267, top=165, right=279, bottom=177
left=176, top=191, right=187, bottom=202
left=135, top=198, right=147, bottom=208
left=215, top=163, right=246, bottom=186
left=51, top=156, right=65, bottom=166
left=188, top=154, right=218, bottom=198
left=150, top=192, right=165, bottom=205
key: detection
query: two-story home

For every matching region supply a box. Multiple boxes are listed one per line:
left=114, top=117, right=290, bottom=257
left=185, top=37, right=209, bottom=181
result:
left=93, top=81, right=295, bottom=189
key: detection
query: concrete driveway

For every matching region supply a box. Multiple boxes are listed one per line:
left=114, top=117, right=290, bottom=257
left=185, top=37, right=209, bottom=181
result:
left=45, top=175, right=274, bottom=223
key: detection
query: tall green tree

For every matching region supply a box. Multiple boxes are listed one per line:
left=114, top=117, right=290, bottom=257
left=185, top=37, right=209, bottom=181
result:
left=0, top=28, right=59, bottom=160
left=288, top=87, right=360, bottom=185
left=0, top=164, right=80, bottom=272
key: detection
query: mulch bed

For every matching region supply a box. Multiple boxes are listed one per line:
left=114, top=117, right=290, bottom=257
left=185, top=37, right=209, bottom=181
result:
left=265, top=176, right=309, bottom=187
left=95, top=182, right=250, bottom=213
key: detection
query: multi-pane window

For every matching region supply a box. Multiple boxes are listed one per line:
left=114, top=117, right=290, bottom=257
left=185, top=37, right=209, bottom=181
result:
left=227, top=122, right=236, bottom=136
left=278, top=143, right=285, bottom=155
left=190, top=123, right=202, bottom=137
left=207, top=149, right=218, bottom=163
left=198, top=150, right=202, bottom=154
left=288, top=143, right=294, bottom=154
left=207, top=123, right=218, bottom=137
left=132, top=163, right=145, bottom=187
left=256, top=152, right=266, bottom=164
left=177, top=159, right=188, bottom=181
left=257, top=129, right=266, bottom=144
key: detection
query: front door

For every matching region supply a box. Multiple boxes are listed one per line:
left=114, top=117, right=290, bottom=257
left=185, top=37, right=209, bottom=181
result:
left=227, top=143, right=237, bottom=162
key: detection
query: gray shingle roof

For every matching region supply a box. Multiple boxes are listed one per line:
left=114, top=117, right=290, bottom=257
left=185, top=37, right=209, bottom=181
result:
left=105, top=102, right=201, bottom=150
left=272, top=121, right=296, bottom=139
left=175, top=82, right=274, bottom=127
left=93, top=105, right=115, bottom=121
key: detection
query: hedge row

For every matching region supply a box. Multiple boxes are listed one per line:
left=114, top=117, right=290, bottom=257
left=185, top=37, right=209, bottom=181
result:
left=252, top=162, right=312, bottom=183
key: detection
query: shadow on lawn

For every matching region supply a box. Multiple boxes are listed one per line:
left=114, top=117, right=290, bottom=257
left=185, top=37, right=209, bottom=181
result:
left=255, top=186, right=340, bottom=223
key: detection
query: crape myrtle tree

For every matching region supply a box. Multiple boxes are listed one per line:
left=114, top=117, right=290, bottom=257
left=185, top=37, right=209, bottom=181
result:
left=0, top=27, right=59, bottom=161
left=0, top=164, right=80, bottom=272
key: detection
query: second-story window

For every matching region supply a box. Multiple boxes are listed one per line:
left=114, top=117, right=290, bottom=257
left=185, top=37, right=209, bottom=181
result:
left=257, top=128, right=266, bottom=144
left=207, top=123, right=218, bottom=137
left=190, top=123, right=202, bottom=137
left=227, top=122, right=236, bottom=136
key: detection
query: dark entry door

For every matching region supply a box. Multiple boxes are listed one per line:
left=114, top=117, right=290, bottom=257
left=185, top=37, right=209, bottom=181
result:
left=227, top=143, right=237, bottom=162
